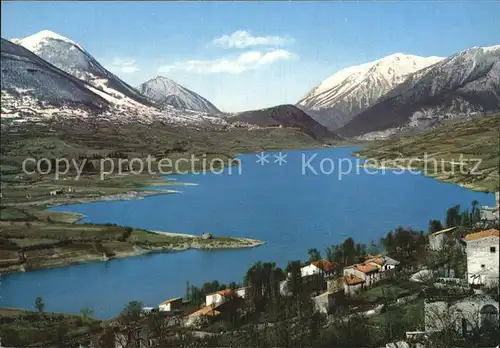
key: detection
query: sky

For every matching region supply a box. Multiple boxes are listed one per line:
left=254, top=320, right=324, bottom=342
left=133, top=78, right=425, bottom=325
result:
left=2, top=1, right=500, bottom=112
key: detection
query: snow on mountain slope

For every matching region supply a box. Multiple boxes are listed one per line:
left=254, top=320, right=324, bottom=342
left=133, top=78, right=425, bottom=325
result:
left=1, top=38, right=229, bottom=128
left=339, top=45, right=500, bottom=137
left=1, top=38, right=109, bottom=113
left=138, top=76, right=220, bottom=114
left=3, top=32, right=232, bottom=128
left=297, top=53, right=443, bottom=130
left=10, top=30, right=155, bottom=108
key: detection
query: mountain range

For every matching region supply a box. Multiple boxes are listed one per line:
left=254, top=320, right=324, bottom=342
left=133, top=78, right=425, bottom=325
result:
left=2, top=29, right=499, bottom=139
left=297, top=53, right=444, bottom=130
left=299, top=46, right=500, bottom=138
left=337, top=45, right=500, bottom=137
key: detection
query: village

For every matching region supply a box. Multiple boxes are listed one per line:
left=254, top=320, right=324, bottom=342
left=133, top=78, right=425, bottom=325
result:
left=122, top=196, right=500, bottom=348
left=0, top=197, right=498, bottom=348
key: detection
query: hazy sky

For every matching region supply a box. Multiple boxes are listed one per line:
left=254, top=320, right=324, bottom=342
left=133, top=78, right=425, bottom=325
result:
left=2, top=1, right=499, bottom=112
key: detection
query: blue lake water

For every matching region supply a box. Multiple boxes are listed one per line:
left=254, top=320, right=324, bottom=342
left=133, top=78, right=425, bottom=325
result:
left=0, top=147, right=495, bottom=318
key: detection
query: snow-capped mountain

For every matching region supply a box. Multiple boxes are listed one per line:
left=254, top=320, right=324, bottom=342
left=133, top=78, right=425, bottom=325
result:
left=138, top=76, right=220, bottom=114
left=1, top=37, right=229, bottom=128
left=339, top=45, right=500, bottom=137
left=1, top=38, right=109, bottom=113
left=297, top=53, right=444, bottom=130
left=10, top=30, right=155, bottom=108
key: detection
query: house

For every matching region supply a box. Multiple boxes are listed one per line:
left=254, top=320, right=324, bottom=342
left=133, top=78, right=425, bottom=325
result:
left=158, top=297, right=183, bottom=312
left=463, top=229, right=499, bottom=287
left=312, top=291, right=337, bottom=315
left=185, top=304, right=222, bottom=327
left=343, top=274, right=365, bottom=296
left=235, top=287, right=246, bottom=299
left=343, top=263, right=380, bottom=287
left=49, top=189, right=64, bottom=196
left=428, top=227, right=459, bottom=251
left=364, top=255, right=400, bottom=273
left=480, top=207, right=499, bottom=222
left=141, top=306, right=155, bottom=315
left=301, top=259, right=337, bottom=278
left=479, top=192, right=500, bottom=222
left=425, top=293, right=499, bottom=335
left=205, top=289, right=236, bottom=307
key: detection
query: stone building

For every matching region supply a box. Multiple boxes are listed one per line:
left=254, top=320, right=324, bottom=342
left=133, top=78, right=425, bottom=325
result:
left=464, top=229, right=499, bottom=287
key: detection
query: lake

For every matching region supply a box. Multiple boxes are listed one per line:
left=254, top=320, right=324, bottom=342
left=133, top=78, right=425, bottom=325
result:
left=0, top=147, right=495, bottom=318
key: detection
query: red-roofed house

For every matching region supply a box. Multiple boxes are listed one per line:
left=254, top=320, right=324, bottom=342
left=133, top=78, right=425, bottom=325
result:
left=343, top=274, right=365, bottom=296
left=301, top=259, right=337, bottom=278
left=343, top=262, right=381, bottom=288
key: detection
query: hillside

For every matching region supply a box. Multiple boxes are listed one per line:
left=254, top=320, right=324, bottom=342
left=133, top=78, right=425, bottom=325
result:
left=356, top=114, right=500, bottom=192
left=231, top=104, right=339, bottom=140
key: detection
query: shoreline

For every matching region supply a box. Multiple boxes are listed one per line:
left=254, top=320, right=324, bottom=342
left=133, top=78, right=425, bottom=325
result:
left=41, top=189, right=182, bottom=222
left=354, top=154, right=496, bottom=193
left=0, top=233, right=265, bottom=275
left=0, top=176, right=266, bottom=275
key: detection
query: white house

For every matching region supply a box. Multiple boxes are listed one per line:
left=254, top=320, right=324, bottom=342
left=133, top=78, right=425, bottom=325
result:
left=301, top=259, right=336, bottom=278
left=464, top=229, right=499, bottom=287
left=205, top=289, right=235, bottom=307
left=235, top=287, right=246, bottom=299
left=343, top=263, right=381, bottom=288
left=478, top=192, right=500, bottom=223
left=158, top=297, right=182, bottom=312
left=428, top=227, right=458, bottom=251
left=343, top=274, right=365, bottom=296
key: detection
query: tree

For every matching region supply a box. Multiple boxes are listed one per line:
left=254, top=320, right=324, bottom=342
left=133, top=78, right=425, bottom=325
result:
left=446, top=205, right=461, bottom=228
left=35, top=296, right=44, bottom=314
left=341, top=237, right=357, bottom=266
left=119, top=300, right=143, bottom=323
left=286, top=260, right=303, bottom=296
left=307, top=248, right=321, bottom=262
left=244, top=261, right=283, bottom=312
left=185, top=280, right=191, bottom=300
left=460, top=209, right=471, bottom=227
left=367, top=239, right=379, bottom=256
left=470, top=200, right=481, bottom=225
left=429, top=219, right=444, bottom=234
